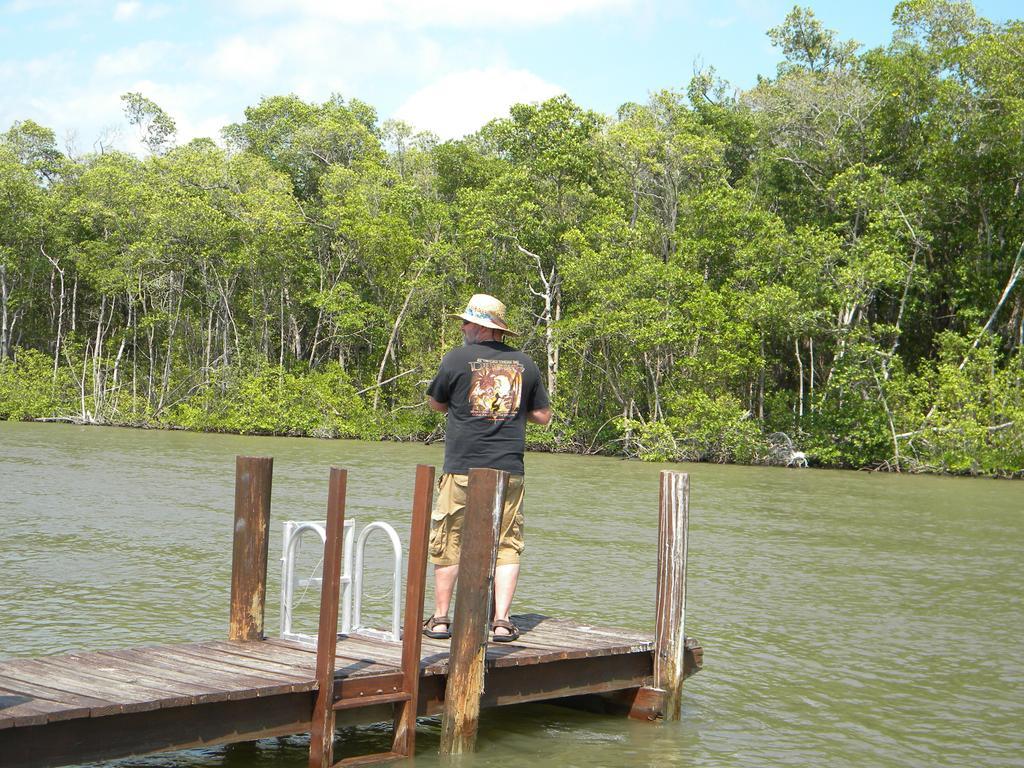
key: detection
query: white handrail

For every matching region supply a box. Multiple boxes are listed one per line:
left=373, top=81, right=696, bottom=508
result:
left=352, top=521, right=404, bottom=641
left=279, top=518, right=403, bottom=644
left=280, top=519, right=355, bottom=643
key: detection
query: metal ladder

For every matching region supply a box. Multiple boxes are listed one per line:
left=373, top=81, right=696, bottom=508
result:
left=281, top=518, right=405, bottom=643
left=308, top=464, right=434, bottom=768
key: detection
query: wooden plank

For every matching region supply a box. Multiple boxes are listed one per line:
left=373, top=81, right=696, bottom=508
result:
left=135, top=648, right=306, bottom=699
left=391, top=463, right=433, bottom=758
left=229, top=455, right=273, bottom=642
left=332, top=690, right=410, bottom=711
left=216, top=640, right=321, bottom=668
left=309, top=466, right=347, bottom=768
left=254, top=645, right=398, bottom=681
left=331, top=673, right=406, bottom=703
left=0, top=689, right=80, bottom=729
left=648, top=470, right=689, bottom=721
left=55, top=647, right=299, bottom=708
left=0, top=690, right=317, bottom=768
left=138, top=646, right=312, bottom=685
left=328, top=637, right=404, bottom=667
left=0, top=643, right=659, bottom=766
left=172, top=646, right=317, bottom=681
left=479, top=652, right=654, bottom=710
left=44, top=651, right=219, bottom=707
left=90, top=651, right=233, bottom=698
left=0, top=658, right=182, bottom=713
left=0, top=682, right=112, bottom=726
left=412, top=649, right=655, bottom=717
left=439, top=467, right=507, bottom=756
left=205, top=640, right=315, bottom=666
left=0, top=680, right=115, bottom=729
left=260, top=638, right=399, bottom=678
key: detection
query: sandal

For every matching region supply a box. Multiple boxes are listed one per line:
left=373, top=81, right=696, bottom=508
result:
left=491, top=619, right=520, bottom=643
left=423, top=616, right=451, bottom=640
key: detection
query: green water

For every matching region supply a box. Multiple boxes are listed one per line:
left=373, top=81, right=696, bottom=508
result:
left=1, top=421, right=1021, bottom=767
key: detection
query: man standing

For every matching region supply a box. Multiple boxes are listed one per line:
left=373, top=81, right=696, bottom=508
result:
left=424, top=293, right=551, bottom=643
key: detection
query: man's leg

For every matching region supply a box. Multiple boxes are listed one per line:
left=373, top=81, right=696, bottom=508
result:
left=492, top=563, right=520, bottom=636
left=491, top=475, right=525, bottom=637
left=430, top=564, right=459, bottom=633
left=426, top=474, right=465, bottom=635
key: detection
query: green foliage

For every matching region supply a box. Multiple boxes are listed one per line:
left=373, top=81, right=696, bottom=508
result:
left=904, top=333, right=1024, bottom=474
left=1, top=2, right=1022, bottom=477
left=0, top=348, right=70, bottom=419
left=121, top=92, right=177, bottom=154
left=169, top=362, right=371, bottom=438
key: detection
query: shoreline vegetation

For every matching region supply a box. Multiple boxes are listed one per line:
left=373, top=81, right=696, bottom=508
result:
left=1, top=2, right=1022, bottom=478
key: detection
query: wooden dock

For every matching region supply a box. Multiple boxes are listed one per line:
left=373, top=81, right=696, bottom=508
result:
left=0, top=617, right=701, bottom=768
left=0, top=460, right=701, bottom=768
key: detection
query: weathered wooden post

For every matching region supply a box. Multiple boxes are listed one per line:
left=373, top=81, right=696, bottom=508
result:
left=309, top=467, right=347, bottom=768
left=229, top=455, right=273, bottom=642
left=439, top=467, right=508, bottom=757
left=645, top=470, right=690, bottom=721
left=391, top=463, right=436, bottom=757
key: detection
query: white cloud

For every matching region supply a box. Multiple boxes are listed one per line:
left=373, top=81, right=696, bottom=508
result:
left=2, top=6, right=563, bottom=155
left=708, top=16, right=736, bottom=29
left=199, top=21, right=453, bottom=100
left=394, top=67, right=563, bottom=139
left=113, top=1, right=141, bottom=21
left=94, top=41, right=176, bottom=77
left=113, top=2, right=171, bottom=22
left=236, top=0, right=635, bottom=27
left=206, top=36, right=281, bottom=82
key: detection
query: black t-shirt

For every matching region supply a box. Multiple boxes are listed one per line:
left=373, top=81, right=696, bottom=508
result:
left=427, top=341, right=550, bottom=476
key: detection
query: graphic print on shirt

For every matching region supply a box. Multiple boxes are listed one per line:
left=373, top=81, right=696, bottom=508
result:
left=468, top=359, right=524, bottom=419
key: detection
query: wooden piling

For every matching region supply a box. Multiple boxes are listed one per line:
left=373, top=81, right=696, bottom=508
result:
left=438, top=467, right=509, bottom=757
left=309, top=467, right=347, bottom=768
left=229, top=456, right=273, bottom=642
left=391, top=463, right=435, bottom=757
left=650, top=470, right=690, bottom=721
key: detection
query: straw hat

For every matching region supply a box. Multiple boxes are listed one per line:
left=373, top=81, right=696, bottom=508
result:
left=454, top=293, right=518, bottom=335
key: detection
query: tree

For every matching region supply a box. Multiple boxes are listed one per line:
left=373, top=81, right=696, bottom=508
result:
left=121, top=92, right=177, bottom=155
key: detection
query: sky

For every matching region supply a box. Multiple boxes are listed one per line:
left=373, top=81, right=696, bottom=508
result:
left=0, top=0, right=1019, bottom=154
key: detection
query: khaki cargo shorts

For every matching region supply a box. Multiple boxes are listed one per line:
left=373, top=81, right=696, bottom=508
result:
left=428, top=473, right=525, bottom=567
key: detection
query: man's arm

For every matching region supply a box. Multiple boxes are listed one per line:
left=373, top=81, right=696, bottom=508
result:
left=428, top=396, right=449, bottom=413
left=527, top=406, right=552, bottom=425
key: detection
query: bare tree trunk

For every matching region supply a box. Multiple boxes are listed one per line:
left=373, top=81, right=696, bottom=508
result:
left=888, top=245, right=920, bottom=366
left=870, top=361, right=901, bottom=471
left=0, top=264, right=11, bottom=360
left=92, top=295, right=106, bottom=418
left=214, top=271, right=241, bottom=363
left=551, top=283, right=561, bottom=399
left=809, top=336, right=815, bottom=413
left=74, top=340, right=90, bottom=422
left=204, top=300, right=214, bottom=380
left=374, top=259, right=430, bottom=410
left=157, top=274, right=184, bottom=413
left=795, top=337, right=804, bottom=418
left=279, top=287, right=285, bottom=367
left=970, top=239, right=1023, bottom=361
left=147, top=308, right=155, bottom=405
left=110, top=330, right=127, bottom=414
left=132, top=290, right=139, bottom=404
left=41, top=247, right=66, bottom=381
left=518, top=244, right=560, bottom=402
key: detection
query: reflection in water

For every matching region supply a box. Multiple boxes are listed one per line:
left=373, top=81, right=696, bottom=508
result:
left=1, top=421, right=1022, bottom=767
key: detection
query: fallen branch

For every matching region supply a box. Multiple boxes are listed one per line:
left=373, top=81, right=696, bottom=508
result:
left=356, top=367, right=419, bottom=396
left=894, top=420, right=1015, bottom=440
